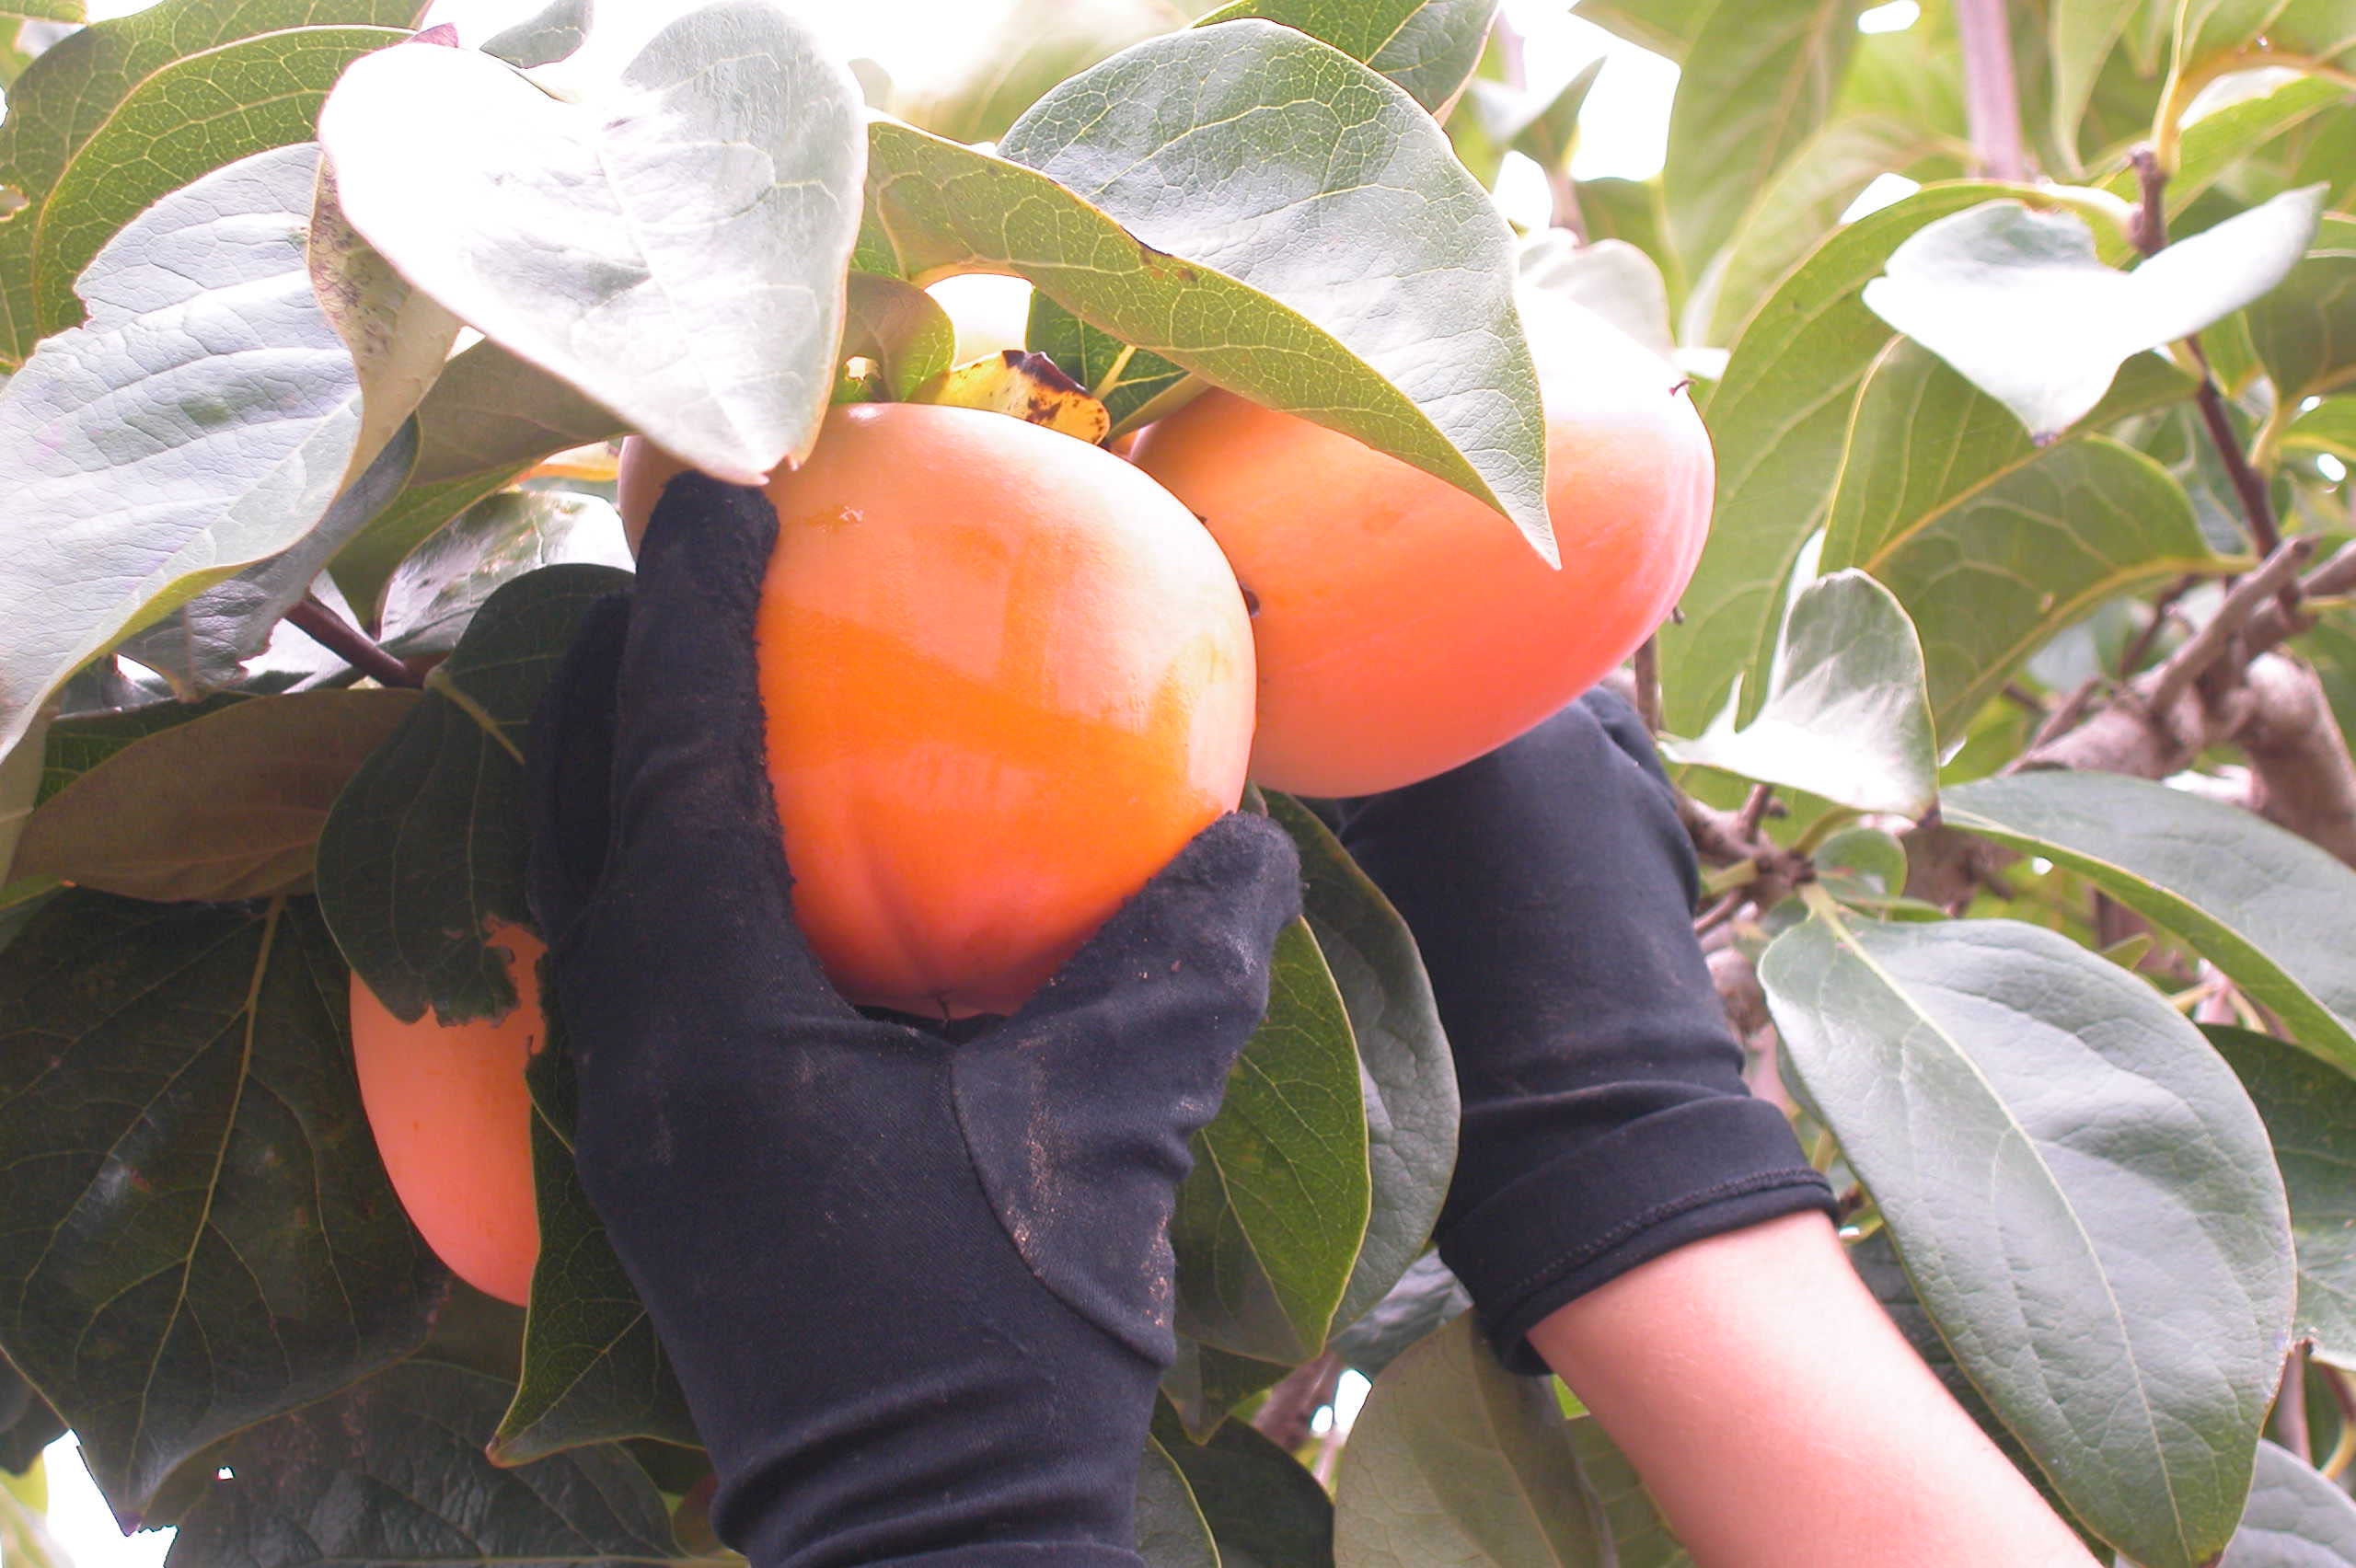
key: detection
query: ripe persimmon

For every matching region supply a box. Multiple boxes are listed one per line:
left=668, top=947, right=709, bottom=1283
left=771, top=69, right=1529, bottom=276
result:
left=1130, top=291, right=1714, bottom=797
left=618, top=402, right=1255, bottom=1017
left=349, top=924, right=544, bottom=1307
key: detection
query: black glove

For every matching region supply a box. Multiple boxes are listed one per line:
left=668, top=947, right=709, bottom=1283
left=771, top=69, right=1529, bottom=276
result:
left=525, top=473, right=1300, bottom=1567
left=1333, top=691, right=1834, bottom=1372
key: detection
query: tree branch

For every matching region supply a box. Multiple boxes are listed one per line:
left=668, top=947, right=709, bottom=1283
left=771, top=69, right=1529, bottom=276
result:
left=1253, top=1352, right=1343, bottom=1454
left=1956, top=0, right=2028, bottom=180
left=286, top=597, right=424, bottom=688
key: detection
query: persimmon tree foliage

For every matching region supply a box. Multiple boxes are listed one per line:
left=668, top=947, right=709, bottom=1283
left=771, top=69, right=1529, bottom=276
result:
left=2, top=0, right=2356, bottom=1563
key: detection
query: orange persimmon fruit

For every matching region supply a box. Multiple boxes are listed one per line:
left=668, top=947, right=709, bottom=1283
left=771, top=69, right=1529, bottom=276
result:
left=350, top=924, right=545, bottom=1307
left=618, top=401, right=1256, bottom=1017
left=1129, top=291, right=1715, bottom=796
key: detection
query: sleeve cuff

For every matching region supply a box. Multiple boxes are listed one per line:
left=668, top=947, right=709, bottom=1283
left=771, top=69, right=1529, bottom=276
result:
left=1438, top=1095, right=1837, bottom=1375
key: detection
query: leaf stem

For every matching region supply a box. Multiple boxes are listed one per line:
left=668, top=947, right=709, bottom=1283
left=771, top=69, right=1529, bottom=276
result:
left=1633, top=636, right=1663, bottom=735
left=285, top=597, right=423, bottom=688
left=1955, top=0, right=2027, bottom=181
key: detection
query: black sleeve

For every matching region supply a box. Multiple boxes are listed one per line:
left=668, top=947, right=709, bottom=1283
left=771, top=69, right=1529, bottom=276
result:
left=1335, top=689, right=1836, bottom=1372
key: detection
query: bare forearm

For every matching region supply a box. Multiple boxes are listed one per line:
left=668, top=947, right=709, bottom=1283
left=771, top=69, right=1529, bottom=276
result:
left=1528, top=1212, right=2100, bottom=1568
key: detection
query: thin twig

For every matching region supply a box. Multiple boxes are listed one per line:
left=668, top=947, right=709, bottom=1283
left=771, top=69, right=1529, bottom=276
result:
left=2025, top=674, right=2106, bottom=752
left=2148, top=539, right=2314, bottom=714
left=1955, top=0, right=2028, bottom=180
left=2247, top=545, right=2356, bottom=657
left=1735, top=783, right=1774, bottom=840
left=2195, top=365, right=2285, bottom=557
left=2116, top=575, right=2198, bottom=677
left=1692, top=890, right=1745, bottom=936
left=2129, top=146, right=2169, bottom=256
left=1632, top=637, right=1662, bottom=735
left=2278, top=1343, right=2314, bottom=1465
left=286, top=597, right=423, bottom=688
left=1252, top=1352, right=1342, bottom=1456
left=2130, top=151, right=2286, bottom=559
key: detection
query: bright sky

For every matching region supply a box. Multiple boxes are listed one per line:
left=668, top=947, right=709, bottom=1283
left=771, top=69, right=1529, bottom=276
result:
left=10, top=3, right=1905, bottom=1562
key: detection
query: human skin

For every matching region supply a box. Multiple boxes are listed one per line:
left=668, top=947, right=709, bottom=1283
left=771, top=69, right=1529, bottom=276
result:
left=1528, top=1212, right=2102, bottom=1568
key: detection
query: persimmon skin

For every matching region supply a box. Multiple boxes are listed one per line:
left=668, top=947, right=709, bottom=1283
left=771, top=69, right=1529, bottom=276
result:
left=349, top=925, right=544, bottom=1307
left=618, top=402, right=1256, bottom=1017
left=1130, top=294, right=1715, bottom=797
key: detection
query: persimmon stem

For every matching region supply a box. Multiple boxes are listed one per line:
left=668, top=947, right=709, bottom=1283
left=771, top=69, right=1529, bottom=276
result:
left=286, top=596, right=422, bottom=688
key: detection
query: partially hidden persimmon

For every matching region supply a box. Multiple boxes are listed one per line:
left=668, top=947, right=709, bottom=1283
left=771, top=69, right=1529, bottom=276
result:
left=350, top=924, right=544, bottom=1307
left=1130, top=291, right=1715, bottom=797
left=618, top=402, right=1256, bottom=1017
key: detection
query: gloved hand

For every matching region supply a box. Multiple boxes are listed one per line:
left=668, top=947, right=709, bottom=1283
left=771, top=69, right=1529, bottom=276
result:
left=525, top=473, right=1300, bottom=1568
left=1331, top=691, right=1834, bottom=1372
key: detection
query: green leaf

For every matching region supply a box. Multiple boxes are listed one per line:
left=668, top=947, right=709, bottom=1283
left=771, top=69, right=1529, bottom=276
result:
left=0, top=1361, right=64, bottom=1478
left=2053, top=0, right=2160, bottom=167
left=1690, top=114, right=1952, bottom=350
left=876, top=19, right=1554, bottom=560
left=1265, top=794, right=1456, bottom=1336
left=117, top=419, right=421, bottom=697
left=319, top=4, right=866, bottom=486
left=2098, top=73, right=2347, bottom=236
left=1022, top=298, right=1195, bottom=435
left=1138, top=1436, right=1222, bottom=1568
left=1572, top=0, right=1713, bottom=60
left=164, top=1361, right=686, bottom=1566
left=1519, top=232, right=1674, bottom=360
left=1161, top=1341, right=1294, bottom=1441
left=14, top=687, right=419, bottom=901
left=840, top=272, right=956, bottom=404
left=491, top=1034, right=695, bottom=1465
left=2206, top=1026, right=2356, bottom=1371
left=1153, top=1401, right=1334, bottom=1567
left=1332, top=1314, right=1609, bottom=1567
left=0, top=144, right=361, bottom=769
left=0, top=0, right=80, bottom=19
left=0, top=0, right=421, bottom=367
left=0, top=707, right=44, bottom=892
left=36, top=696, right=247, bottom=803
left=885, top=0, right=1190, bottom=145
left=1663, top=0, right=1863, bottom=268
left=1658, top=179, right=2029, bottom=736
left=1863, top=188, right=2323, bottom=440
left=1195, top=0, right=1501, bottom=112
left=308, top=158, right=462, bottom=488
left=1760, top=908, right=2293, bottom=1568
left=1944, top=771, right=2356, bottom=1073
left=2247, top=213, right=2356, bottom=407
left=1818, top=340, right=2212, bottom=729
left=379, top=490, right=633, bottom=661
left=0, top=894, right=445, bottom=1516
left=30, top=25, right=402, bottom=338
left=481, top=0, right=588, bottom=67
left=1328, top=1252, right=1469, bottom=1380
left=1174, top=919, right=1372, bottom=1364
left=407, top=337, right=626, bottom=489
left=1671, top=570, right=1938, bottom=816
left=2284, top=397, right=2356, bottom=462
left=1506, top=57, right=1604, bottom=175
left=2220, top=1439, right=2356, bottom=1564
left=316, top=563, right=628, bottom=1026
left=331, top=467, right=533, bottom=629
